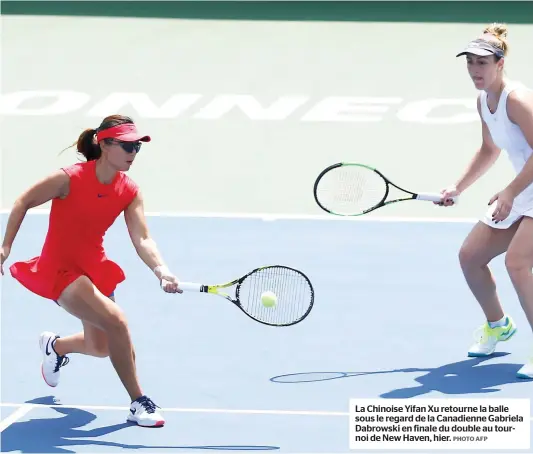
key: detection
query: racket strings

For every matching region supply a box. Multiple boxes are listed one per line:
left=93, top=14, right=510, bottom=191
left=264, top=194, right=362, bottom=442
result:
left=238, top=267, right=313, bottom=326
left=315, top=166, right=387, bottom=215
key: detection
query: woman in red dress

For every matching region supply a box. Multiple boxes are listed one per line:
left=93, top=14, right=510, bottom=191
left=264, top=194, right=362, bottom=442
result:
left=0, top=114, right=180, bottom=427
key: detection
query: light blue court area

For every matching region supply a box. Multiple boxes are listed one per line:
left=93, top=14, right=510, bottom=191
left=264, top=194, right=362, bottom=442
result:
left=1, top=213, right=532, bottom=452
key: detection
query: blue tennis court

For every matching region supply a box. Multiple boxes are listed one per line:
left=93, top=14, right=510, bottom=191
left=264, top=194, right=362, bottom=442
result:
left=1, top=213, right=532, bottom=452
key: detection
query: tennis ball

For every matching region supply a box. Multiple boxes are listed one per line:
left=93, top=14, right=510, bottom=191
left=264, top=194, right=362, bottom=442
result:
left=261, top=291, right=277, bottom=308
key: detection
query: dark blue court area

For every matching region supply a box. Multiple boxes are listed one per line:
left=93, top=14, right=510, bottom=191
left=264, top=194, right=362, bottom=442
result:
left=1, top=213, right=532, bottom=452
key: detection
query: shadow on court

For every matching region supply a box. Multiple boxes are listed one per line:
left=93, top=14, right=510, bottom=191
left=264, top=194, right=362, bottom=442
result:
left=270, top=353, right=532, bottom=398
left=0, top=397, right=280, bottom=453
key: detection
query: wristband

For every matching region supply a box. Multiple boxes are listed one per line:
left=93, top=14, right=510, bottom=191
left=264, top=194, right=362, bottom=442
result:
left=153, top=265, right=170, bottom=277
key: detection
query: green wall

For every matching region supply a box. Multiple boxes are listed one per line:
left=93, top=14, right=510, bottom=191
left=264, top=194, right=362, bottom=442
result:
left=2, top=1, right=533, bottom=24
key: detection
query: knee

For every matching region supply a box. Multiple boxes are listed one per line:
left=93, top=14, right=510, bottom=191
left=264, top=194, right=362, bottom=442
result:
left=101, top=307, right=129, bottom=334
left=504, top=250, right=530, bottom=279
left=458, top=242, right=480, bottom=270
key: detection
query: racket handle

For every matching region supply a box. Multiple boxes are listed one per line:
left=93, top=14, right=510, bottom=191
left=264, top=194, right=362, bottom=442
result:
left=160, top=279, right=203, bottom=292
left=416, top=192, right=459, bottom=204
left=179, top=282, right=204, bottom=292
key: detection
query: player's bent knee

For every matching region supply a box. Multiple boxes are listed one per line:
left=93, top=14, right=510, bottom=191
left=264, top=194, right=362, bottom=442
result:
left=458, top=243, right=478, bottom=269
left=59, top=276, right=128, bottom=334
left=504, top=250, right=530, bottom=278
left=100, top=307, right=129, bottom=333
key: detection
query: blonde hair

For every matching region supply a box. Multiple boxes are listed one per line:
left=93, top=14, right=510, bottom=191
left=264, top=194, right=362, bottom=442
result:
left=482, top=22, right=509, bottom=56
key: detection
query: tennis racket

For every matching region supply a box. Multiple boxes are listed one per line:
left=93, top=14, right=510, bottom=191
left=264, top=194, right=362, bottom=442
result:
left=313, top=162, right=458, bottom=216
left=162, top=265, right=314, bottom=327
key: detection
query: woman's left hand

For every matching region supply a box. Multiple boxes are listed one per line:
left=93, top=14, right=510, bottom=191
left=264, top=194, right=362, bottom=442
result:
left=488, top=188, right=516, bottom=223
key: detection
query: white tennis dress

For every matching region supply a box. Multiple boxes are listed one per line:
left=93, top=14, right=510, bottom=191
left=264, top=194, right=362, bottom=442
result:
left=479, top=79, right=533, bottom=229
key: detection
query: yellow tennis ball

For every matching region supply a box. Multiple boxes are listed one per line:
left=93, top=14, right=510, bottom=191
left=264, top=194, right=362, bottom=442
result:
left=261, top=291, right=277, bottom=308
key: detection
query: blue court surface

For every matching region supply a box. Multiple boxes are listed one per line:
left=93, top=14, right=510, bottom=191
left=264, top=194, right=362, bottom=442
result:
left=1, top=213, right=532, bottom=453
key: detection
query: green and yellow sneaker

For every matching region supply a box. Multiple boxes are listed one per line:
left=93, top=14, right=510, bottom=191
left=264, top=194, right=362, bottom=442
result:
left=467, top=316, right=517, bottom=357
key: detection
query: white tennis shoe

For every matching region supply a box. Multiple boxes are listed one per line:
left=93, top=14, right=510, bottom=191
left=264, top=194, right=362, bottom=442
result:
left=39, top=331, right=69, bottom=387
left=128, top=396, right=165, bottom=427
left=516, top=356, right=533, bottom=379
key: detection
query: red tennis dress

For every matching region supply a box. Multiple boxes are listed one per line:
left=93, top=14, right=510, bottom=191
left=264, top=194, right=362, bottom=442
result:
left=10, top=160, right=139, bottom=301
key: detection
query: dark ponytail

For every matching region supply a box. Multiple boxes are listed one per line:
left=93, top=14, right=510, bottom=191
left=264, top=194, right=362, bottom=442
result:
left=61, top=114, right=135, bottom=161
left=76, top=128, right=101, bottom=161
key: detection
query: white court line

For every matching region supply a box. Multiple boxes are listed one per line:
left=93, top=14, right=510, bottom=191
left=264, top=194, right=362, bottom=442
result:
left=0, top=404, right=34, bottom=432
left=0, top=403, right=532, bottom=421
left=0, top=208, right=478, bottom=224
left=0, top=402, right=346, bottom=417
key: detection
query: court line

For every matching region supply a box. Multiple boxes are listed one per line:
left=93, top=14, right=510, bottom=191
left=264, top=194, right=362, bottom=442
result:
left=0, top=402, right=346, bottom=417
left=0, top=403, right=532, bottom=421
left=0, top=404, right=34, bottom=432
left=0, top=208, right=478, bottom=224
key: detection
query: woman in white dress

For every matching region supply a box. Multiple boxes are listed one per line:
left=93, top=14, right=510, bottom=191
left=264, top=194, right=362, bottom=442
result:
left=440, top=23, right=533, bottom=379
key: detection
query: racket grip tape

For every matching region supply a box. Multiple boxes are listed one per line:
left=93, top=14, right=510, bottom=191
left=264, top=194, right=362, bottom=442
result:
left=160, top=279, right=203, bottom=292
left=178, top=282, right=203, bottom=292
left=416, top=192, right=459, bottom=204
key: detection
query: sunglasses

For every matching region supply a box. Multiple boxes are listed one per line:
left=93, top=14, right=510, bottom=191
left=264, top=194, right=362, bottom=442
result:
left=105, top=139, right=142, bottom=154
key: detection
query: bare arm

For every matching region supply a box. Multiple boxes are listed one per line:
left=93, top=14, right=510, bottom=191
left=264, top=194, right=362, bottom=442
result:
left=503, top=89, right=533, bottom=197
left=124, top=191, right=166, bottom=274
left=1, top=170, right=69, bottom=249
left=124, top=191, right=180, bottom=293
left=454, top=96, right=501, bottom=193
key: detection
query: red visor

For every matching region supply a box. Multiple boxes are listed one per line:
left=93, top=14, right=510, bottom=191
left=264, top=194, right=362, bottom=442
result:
left=96, top=123, right=151, bottom=143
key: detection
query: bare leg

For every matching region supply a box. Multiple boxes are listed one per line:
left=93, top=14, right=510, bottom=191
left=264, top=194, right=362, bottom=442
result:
left=505, top=217, right=533, bottom=331
left=55, top=277, right=142, bottom=401
left=38, top=278, right=164, bottom=426
left=54, top=296, right=136, bottom=361
left=458, top=220, right=520, bottom=321
left=54, top=323, right=109, bottom=358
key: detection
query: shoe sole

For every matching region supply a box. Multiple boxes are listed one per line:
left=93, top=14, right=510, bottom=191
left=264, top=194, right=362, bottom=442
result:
left=127, top=417, right=165, bottom=428
left=41, top=363, right=57, bottom=387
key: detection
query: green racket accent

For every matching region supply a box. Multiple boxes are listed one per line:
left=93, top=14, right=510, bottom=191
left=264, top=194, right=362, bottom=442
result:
left=313, top=162, right=457, bottom=216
